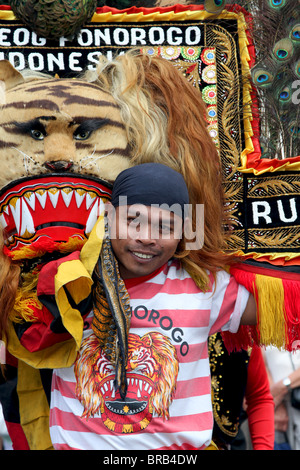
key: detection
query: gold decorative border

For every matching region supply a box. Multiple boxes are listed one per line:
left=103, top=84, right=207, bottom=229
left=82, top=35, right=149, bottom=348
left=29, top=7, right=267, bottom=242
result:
left=248, top=175, right=300, bottom=199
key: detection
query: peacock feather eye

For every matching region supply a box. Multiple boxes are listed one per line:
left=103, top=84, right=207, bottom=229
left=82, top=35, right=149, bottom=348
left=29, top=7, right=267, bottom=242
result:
left=277, top=50, right=288, bottom=59
left=273, top=38, right=294, bottom=61
left=251, top=68, right=274, bottom=87
left=290, top=24, right=300, bottom=42
left=258, top=74, right=270, bottom=83
left=278, top=86, right=291, bottom=103
left=204, top=0, right=226, bottom=14
left=269, top=0, right=286, bottom=8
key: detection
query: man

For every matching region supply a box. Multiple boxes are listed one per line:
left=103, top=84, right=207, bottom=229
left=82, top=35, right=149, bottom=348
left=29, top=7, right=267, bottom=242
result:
left=48, top=163, right=256, bottom=450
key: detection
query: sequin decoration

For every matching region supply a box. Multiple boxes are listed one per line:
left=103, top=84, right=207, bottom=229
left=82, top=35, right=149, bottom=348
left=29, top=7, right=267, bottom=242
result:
left=202, top=85, right=217, bottom=104
left=206, top=105, right=218, bottom=122
left=181, top=46, right=201, bottom=61
left=141, top=46, right=160, bottom=57
left=160, top=46, right=181, bottom=60
left=202, top=64, right=217, bottom=84
left=201, top=48, right=216, bottom=65
left=207, top=121, right=219, bottom=148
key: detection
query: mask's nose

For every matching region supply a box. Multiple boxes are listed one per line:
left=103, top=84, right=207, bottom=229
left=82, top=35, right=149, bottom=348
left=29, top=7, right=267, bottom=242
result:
left=44, top=160, right=73, bottom=172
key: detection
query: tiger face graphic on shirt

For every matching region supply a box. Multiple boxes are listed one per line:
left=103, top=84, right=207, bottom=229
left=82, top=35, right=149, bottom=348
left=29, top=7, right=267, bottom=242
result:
left=74, top=331, right=179, bottom=434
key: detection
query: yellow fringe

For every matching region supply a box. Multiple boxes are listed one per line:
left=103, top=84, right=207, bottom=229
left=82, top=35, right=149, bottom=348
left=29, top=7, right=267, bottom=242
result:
left=9, top=271, right=42, bottom=323
left=21, top=270, right=39, bottom=292
left=58, top=237, right=87, bottom=253
left=9, top=237, right=86, bottom=261
left=10, top=291, right=41, bottom=323
left=255, top=274, right=286, bottom=349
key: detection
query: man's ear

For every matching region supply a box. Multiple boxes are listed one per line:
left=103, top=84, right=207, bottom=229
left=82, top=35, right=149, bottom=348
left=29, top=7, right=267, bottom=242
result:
left=104, top=202, right=118, bottom=239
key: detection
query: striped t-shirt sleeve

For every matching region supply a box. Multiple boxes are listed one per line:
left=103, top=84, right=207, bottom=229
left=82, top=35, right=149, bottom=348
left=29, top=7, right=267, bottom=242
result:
left=209, top=270, right=250, bottom=336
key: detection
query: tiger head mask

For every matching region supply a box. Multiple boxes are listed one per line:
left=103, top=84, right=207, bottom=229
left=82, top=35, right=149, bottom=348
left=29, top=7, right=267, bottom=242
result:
left=0, top=60, right=131, bottom=188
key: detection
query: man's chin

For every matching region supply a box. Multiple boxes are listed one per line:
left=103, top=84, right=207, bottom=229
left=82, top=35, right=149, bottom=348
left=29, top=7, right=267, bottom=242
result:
left=119, top=255, right=161, bottom=279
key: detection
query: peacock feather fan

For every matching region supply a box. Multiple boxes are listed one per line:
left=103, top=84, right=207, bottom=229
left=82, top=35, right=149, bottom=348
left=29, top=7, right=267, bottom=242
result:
left=8, top=0, right=97, bottom=40
left=241, top=0, right=300, bottom=159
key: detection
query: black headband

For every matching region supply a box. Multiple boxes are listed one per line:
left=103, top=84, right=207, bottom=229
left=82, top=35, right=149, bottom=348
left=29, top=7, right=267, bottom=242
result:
left=111, top=163, right=189, bottom=218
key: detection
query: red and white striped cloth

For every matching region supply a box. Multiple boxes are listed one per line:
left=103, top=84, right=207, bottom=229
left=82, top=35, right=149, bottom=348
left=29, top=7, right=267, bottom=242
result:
left=49, top=259, right=249, bottom=450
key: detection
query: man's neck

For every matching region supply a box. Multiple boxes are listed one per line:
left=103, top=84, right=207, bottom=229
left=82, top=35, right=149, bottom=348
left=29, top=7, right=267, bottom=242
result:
left=123, top=264, right=166, bottom=289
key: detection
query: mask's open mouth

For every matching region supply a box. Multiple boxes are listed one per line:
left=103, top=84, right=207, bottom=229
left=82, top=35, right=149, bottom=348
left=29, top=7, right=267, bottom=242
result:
left=105, top=398, right=148, bottom=415
left=0, top=173, right=112, bottom=252
left=99, top=373, right=154, bottom=434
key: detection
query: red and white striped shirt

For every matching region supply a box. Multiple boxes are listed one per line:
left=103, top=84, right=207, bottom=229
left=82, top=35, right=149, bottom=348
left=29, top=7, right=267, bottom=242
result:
left=49, top=259, right=249, bottom=450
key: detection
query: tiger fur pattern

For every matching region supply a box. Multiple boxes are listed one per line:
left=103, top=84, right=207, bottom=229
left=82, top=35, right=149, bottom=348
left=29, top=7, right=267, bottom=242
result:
left=0, top=62, right=131, bottom=188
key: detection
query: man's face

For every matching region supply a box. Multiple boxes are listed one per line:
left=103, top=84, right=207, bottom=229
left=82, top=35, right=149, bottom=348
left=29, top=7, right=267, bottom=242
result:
left=107, top=204, right=183, bottom=279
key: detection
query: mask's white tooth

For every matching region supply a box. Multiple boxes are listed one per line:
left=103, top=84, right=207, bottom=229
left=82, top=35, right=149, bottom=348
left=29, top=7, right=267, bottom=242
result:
left=20, top=199, right=35, bottom=236
left=85, top=200, right=99, bottom=234
left=48, top=188, right=59, bottom=208
left=36, top=190, right=47, bottom=209
left=75, top=189, right=86, bottom=208
left=3, top=205, right=9, bottom=215
left=0, top=213, right=7, bottom=229
left=61, top=188, right=73, bottom=207
left=9, top=198, right=21, bottom=234
left=98, top=198, right=105, bottom=216
left=86, top=192, right=96, bottom=210
left=137, top=387, right=141, bottom=398
left=24, top=192, right=36, bottom=211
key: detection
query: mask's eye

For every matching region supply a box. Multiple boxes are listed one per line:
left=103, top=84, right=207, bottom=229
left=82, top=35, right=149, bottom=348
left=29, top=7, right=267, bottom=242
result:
left=30, top=129, right=45, bottom=140
left=73, top=119, right=109, bottom=140
left=74, top=129, right=92, bottom=140
left=12, top=120, right=47, bottom=140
